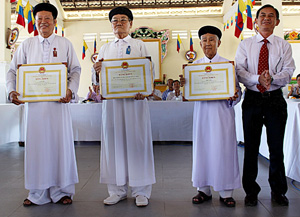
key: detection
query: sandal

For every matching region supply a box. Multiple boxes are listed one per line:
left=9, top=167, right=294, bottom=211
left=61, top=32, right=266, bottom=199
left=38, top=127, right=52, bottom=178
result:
left=23, top=199, right=36, bottom=207
left=220, top=197, right=236, bottom=207
left=57, top=196, right=72, bottom=205
left=192, top=191, right=212, bottom=204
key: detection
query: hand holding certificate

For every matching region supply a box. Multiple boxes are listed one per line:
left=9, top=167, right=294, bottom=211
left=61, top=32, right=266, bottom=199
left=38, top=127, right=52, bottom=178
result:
left=17, top=63, right=67, bottom=102
left=183, top=62, right=236, bottom=101
left=100, top=57, right=153, bottom=99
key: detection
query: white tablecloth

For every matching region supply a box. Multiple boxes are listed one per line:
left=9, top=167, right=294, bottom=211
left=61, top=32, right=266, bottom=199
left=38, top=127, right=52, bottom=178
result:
left=69, top=101, right=194, bottom=142
left=235, top=99, right=300, bottom=182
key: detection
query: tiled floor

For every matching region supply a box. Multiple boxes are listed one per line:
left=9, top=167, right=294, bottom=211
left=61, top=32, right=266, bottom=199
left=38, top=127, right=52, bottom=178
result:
left=1, top=141, right=300, bottom=217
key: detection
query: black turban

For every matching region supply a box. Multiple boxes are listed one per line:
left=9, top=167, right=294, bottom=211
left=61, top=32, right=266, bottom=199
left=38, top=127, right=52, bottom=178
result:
left=33, top=3, right=58, bottom=19
left=198, top=25, right=222, bottom=40
left=109, top=7, right=133, bottom=21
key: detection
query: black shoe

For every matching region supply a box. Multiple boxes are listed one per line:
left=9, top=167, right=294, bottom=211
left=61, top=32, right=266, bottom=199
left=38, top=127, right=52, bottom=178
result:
left=271, top=192, right=289, bottom=206
left=245, top=195, right=258, bottom=206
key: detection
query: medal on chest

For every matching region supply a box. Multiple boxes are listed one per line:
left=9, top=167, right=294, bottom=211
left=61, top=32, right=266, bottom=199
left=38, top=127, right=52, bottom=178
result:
left=126, top=46, right=131, bottom=55
left=53, top=48, right=57, bottom=57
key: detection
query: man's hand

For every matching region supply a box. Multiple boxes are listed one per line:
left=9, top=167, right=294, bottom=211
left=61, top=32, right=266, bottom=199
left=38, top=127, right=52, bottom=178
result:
left=134, top=92, right=145, bottom=100
left=227, top=90, right=239, bottom=101
left=9, top=91, right=24, bottom=105
left=179, top=75, right=185, bottom=87
left=59, top=89, right=72, bottom=103
left=258, top=70, right=271, bottom=90
left=93, top=58, right=104, bottom=74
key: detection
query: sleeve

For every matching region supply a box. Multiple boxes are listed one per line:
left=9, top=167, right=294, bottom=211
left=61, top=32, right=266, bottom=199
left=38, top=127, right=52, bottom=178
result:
left=6, top=42, right=27, bottom=97
left=272, top=42, right=295, bottom=86
left=235, top=40, right=260, bottom=86
left=66, top=40, right=81, bottom=95
left=92, top=44, right=107, bottom=85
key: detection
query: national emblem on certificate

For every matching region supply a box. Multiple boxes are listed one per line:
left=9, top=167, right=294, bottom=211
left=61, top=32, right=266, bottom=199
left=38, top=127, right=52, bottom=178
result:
left=100, top=57, right=153, bottom=99
left=183, top=62, right=236, bottom=101
left=17, top=63, right=67, bottom=102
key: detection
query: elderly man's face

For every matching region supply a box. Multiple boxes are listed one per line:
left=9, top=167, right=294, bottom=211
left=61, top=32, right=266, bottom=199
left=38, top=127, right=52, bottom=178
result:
left=111, top=14, right=132, bottom=38
left=36, top=11, right=56, bottom=38
left=200, top=33, right=221, bottom=59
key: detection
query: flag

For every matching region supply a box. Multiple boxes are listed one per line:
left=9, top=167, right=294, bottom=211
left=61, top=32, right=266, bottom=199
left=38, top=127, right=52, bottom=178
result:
left=252, top=0, right=255, bottom=5
left=16, top=4, right=26, bottom=28
left=227, top=20, right=229, bottom=29
left=177, top=34, right=181, bottom=53
left=231, top=16, right=233, bottom=26
left=16, top=0, right=22, bottom=13
left=33, top=23, right=38, bottom=36
left=28, top=9, right=34, bottom=34
left=246, top=0, right=253, bottom=30
left=235, top=12, right=237, bottom=22
left=241, top=33, right=244, bottom=41
left=235, top=0, right=245, bottom=38
left=24, top=1, right=31, bottom=20
left=224, top=23, right=226, bottom=31
left=82, top=40, right=88, bottom=60
left=189, top=33, right=193, bottom=52
left=55, top=24, right=57, bottom=34
left=62, top=28, right=64, bottom=37
left=10, top=0, right=17, bottom=3
left=94, top=38, right=97, bottom=54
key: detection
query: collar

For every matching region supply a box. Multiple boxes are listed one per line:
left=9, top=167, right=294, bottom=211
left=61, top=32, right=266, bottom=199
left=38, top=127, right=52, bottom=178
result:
left=38, top=33, right=55, bottom=44
left=203, top=53, right=220, bottom=63
left=256, top=32, right=274, bottom=45
left=114, top=35, right=131, bottom=43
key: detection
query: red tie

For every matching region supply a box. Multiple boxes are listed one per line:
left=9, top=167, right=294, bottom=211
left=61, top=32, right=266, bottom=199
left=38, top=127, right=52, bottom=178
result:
left=257, top=39, right=269, bottom=93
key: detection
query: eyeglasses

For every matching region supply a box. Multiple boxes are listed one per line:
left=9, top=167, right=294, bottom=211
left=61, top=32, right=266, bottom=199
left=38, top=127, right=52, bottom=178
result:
left=111, top=18, right=130, bottom=24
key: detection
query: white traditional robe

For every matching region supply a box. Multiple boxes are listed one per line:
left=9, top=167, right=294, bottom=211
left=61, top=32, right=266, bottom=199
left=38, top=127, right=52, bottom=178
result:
left=96, top=35, right=155, bottom=187
left=6, top=34, right=80, bottom=190
left=191, top=53, right=241, bottom=191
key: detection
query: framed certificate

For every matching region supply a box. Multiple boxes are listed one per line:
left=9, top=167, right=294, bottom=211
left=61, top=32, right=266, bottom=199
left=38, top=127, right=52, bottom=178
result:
left=17, top=63, right=67, bottom=102
left=183, top=62, right=236, bottom=101
left=100, top=57, right=153, bottom=99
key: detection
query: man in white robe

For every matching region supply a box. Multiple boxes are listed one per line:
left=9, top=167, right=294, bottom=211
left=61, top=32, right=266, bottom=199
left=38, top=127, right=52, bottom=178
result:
left=181, top=26, right=241, bottom=207
left=6, top=3, right=80, bottom=206
left=93, top=7, right=155, bottom=207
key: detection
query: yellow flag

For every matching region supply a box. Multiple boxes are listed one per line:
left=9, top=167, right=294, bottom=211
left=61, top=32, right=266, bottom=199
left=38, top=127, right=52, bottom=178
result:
left=247, top=0, right=253, bottom=9
left=24, top=1, right=31, bottom=20
left=16, top=0, right=23, bottom=13
left=238, top=0, right=247, bottom=13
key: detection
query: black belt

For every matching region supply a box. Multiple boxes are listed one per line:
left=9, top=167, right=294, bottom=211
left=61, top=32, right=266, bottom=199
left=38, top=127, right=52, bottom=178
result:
left=246, top=88, right=282, bottom=98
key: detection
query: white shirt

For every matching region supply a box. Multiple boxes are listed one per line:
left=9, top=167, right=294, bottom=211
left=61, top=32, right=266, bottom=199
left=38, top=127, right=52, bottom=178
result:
left=148, top=89, right=162, bottom=101
left=235, top=32, right=295, bottom=91
left=7, top=34, right=81, bottom=95
left=166, top=90, right=183, bottom=101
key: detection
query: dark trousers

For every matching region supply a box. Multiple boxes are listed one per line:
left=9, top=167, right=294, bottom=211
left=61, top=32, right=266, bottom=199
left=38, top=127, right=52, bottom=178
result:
left=242, top=89, right=288, bottom=197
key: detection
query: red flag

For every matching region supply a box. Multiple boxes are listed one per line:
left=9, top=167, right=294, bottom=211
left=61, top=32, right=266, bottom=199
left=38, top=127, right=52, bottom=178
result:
left=16, top=5, right=25, bottom=28
left=55, top=24, right=57, bottom=34
left=33, top=23, right=38, bottom=36
left=235, top=4, right=244, bottom=38
left=10, top=0, right=17, bottom=2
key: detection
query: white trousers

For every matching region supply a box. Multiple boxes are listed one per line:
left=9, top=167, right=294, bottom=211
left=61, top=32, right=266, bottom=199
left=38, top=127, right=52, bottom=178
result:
left=27, top=184, right=75, bottom=205
left=197, top=186, right=233, bottom=198
left=108, top=184, right=152, bottom=199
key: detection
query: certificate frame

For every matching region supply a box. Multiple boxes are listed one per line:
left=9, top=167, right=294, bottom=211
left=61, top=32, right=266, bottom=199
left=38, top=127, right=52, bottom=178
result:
left=17, top=63, right=67, bottom=102
left=100, top=57, right=153, bottom=99
left=183, top=61, right=236, bottom=101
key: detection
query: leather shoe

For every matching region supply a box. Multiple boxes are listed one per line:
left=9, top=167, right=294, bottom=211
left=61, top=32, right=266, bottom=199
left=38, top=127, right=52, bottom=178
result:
left=245, top=195, right=258, bottom=206
left=135, top=195, right=149, bottom=207
left=271, top=192, right=289, bottom=206
left=103, top=194, right=127, bottom=205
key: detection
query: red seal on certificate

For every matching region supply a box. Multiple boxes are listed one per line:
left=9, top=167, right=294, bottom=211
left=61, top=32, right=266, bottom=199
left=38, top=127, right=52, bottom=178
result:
left=53, top=48, right=57, bottom=57
left=121, top=61, right=129, bottom=69
left=205, top=66, right=212, bottom=73
left=39, top=67, right=46, bottom=74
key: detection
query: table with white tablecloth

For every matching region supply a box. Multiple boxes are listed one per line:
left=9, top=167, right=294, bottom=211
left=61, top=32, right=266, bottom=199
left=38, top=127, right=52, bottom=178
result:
left=235, top=99, right=300, bottom=182
left=69, top=101, right=194, bottom=142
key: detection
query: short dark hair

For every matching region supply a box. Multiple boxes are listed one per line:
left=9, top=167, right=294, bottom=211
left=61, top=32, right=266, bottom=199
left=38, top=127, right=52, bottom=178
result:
left=256, top=4, right=279, bottom=20
left=173, top=80, right=180, bottom=85
left=33, top=3, right=58, bottom=19
left=296, top=74, right=300, bottom=80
